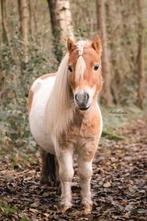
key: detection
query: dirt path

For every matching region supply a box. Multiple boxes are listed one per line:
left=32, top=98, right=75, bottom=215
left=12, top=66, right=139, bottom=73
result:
left=0, top=119, right=146, bottom=221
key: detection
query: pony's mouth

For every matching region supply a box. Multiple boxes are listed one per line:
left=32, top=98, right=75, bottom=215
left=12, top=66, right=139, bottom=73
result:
left=79, top=106, right=90, bottom=111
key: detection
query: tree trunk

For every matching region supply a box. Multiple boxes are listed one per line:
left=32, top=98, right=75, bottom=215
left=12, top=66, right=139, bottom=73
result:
left=18, top=0, right=29, bottom=63
left=28, top=0, right=33, bottom=41
left=1, top=0, right=8, bottom=43
left=28, top=0, right=38, bottom=43
left=97, top=0, right=112, bottom=106
left=1, top=0, right=13, bottom=50
left=47, top=0, right=74, bottom=62
left=1, top=0, right=15, bottom=59
left=137, top=0, right=144, bottom=108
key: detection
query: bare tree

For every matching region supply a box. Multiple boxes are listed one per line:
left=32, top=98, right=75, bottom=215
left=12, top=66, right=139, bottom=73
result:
left=1, top=0, right=8, bottom=43
left=0, top=0, right=13, bottom=54
left=18, top=0, right=29, bottom=63
left=28, top=0, right=33, bottom=41
left=97, top=0, right=112, bottom=106
left=47, top=0, right=74, bottom=61
left=137, top=0, right=144, bottom=108
left=28, top=0, right=38, bottom=44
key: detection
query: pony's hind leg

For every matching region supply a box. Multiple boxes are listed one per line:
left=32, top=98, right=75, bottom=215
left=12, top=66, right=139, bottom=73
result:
left=40, top=149, right=57, bottom=186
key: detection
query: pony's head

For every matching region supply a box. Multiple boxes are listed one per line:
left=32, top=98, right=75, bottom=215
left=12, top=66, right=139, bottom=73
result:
left=67, top=35, right=103, bottom=111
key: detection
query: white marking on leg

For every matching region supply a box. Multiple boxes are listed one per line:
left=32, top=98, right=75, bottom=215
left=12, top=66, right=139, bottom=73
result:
left=58, top=150, right=74, bottom=208
left=78, top=160, right=93, bottom=206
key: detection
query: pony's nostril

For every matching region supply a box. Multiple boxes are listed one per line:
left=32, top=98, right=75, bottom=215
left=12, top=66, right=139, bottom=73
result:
left=85, top=93, right=89, bottom=102
left=75, top=94, right=78, bottom=102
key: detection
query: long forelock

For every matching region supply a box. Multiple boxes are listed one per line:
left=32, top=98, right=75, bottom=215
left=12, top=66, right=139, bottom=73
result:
left=76, top=40, right=86, bottom=56
left=75, top=40, right=88, bottom=81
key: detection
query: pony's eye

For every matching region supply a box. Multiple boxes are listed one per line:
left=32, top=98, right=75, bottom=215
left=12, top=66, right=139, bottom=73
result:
left=93, top=64, right=99, bottom=71
left=68, top=65, right=73, bottom=72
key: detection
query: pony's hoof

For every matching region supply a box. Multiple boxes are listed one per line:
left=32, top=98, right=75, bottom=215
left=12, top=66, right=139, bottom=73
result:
left=48, top=179, right=57, bottom=187
left=83, top=205, right=92, bottom=214
left=59, top=204, right=72, bottom=213
left=40, top=176, right=49, bottom=185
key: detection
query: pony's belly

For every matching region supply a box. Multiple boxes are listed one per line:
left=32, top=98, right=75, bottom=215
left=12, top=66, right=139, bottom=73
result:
left=29, top=76, right=56, bottom=154
left=29, top=113, right=54, bottom=154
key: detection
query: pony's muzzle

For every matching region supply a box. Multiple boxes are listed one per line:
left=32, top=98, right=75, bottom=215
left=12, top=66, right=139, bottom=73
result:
left=74, top=92, right=90, bottom=110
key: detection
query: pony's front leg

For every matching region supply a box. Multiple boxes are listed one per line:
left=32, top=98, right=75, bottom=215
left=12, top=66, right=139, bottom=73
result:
left=58, top=150, right=74, bottom=212
left=78, top=157, right=93, bottom=214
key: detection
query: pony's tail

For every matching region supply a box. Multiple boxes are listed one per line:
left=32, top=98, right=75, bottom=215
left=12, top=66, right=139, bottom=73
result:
left=40, top=150, right=59, bottom=186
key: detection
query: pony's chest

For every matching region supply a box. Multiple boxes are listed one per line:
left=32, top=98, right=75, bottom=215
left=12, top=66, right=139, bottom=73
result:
left=58, top=112, right=100, bottom=149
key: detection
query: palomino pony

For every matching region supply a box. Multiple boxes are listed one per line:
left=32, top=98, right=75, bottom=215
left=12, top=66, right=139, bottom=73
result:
left=28, top=35, right=103, bottom=214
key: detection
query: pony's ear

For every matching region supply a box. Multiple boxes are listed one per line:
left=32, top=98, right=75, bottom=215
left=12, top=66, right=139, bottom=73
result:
left=91, top=35, right=102, bottom=56
left=67, top=38, right=75, bottom=53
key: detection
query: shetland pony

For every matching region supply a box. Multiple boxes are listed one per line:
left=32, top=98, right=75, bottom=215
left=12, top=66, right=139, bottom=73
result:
left=28, top=35, right=103, bottom=214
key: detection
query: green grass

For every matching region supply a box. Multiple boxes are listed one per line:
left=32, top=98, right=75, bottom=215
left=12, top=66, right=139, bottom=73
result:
left=100, top=104, right=146, bottom=141
left=0, top=201, right=31, bottom=221
left=0, top=202, right=18, bottom=217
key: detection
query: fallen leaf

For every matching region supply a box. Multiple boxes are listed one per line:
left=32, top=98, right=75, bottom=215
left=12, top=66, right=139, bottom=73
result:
left=103, top=182, right=112, bottom=188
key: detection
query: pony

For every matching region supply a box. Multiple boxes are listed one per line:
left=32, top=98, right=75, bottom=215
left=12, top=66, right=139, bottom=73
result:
left=28, top=35, right=103, bottom=214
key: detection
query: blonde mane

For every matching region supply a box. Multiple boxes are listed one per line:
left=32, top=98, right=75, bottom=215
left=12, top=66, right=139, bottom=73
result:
left=45, top=53, right=74, bottom=137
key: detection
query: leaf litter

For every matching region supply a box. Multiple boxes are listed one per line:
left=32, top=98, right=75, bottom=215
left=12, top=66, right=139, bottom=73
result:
left=0, top=119, right=146, bottom=221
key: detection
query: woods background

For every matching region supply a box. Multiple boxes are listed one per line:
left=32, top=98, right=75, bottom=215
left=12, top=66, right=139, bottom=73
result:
left=0, top=0, right=146, bottom=153
left=0, top=1, right=147, bottom=220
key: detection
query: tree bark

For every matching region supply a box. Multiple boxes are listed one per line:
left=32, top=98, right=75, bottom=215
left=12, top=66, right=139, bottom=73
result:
left=97, top=0, right=112, bottom=106
left=28, top=0, right=33, bottom=41
left=18, top=0, right=29, bottom=63
left=28, top=0, right=38, bottom=43
left=0, top=0, right=13, bottom=48
left=1, top=0, right=15, bottom=59
left=47, top=0, right=74, bottom=62
left=1, top=0, right=8, bottom=43
left=137, top=0, right=144, bottom=108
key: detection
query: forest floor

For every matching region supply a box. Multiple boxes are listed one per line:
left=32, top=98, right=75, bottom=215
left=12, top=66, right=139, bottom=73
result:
left=0, top=114, right=147, bottom=221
